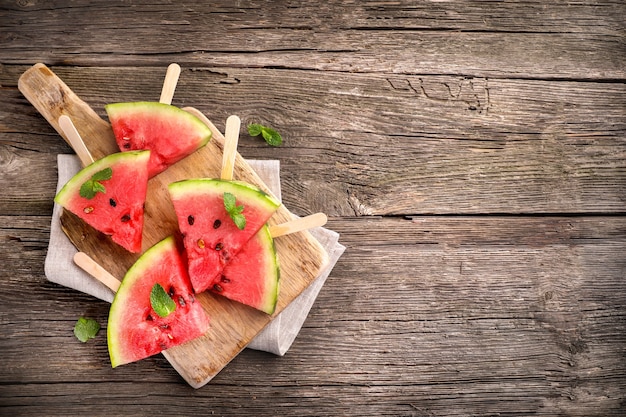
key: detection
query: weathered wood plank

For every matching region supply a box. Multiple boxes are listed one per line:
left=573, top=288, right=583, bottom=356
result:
left=0, top=1, right=624, bottom=79
left=2, top=67, right=624, bottom=215
left=2, top=0, right=624, bottom=35
left=1, top=216, right=624, bottom=415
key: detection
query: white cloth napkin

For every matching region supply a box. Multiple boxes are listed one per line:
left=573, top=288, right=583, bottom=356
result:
left=45, top=155, right=344, bottom=356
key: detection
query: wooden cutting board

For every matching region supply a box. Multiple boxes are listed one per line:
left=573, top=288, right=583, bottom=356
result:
left=19, top=63, right=329, bottom=388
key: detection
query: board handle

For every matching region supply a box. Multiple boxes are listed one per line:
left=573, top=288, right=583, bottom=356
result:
left=17, top=63, right=119, bottom=160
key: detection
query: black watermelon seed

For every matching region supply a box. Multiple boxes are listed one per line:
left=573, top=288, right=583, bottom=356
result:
left=123, top=143, right=131, bottom=149
left=215, top=242, right=223, bottom=251
left=220, top=275, right=231, bottom=283
left=146, top=314, right=153, bottom=321
left=178, top=296, right=186, bottom=306
left=213, top=283, right=223, bottom=293
left=213, top=219, right=221, bottom=229
left=168, top=286, right=175, bottom=297
left=187, top=215, right=195, bottom=225
left=109, top=198, right=117, bottom=207
left=121, top=213, right=131, bottom=222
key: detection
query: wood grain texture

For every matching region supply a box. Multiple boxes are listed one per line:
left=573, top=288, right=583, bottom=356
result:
left=0, top=0, right=624, bottom=415
left=1, top=1, right=624, bottom=79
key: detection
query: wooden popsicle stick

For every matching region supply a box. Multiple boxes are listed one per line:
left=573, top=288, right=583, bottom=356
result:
left=159, top=63, right=181, bottom=105
left=269, top=213, right=328, bottom=238
left=73, top=252, right=121, bottom=293
left=221, top=115, right=241, bottom=181
left=58, top=115, right=94, bottom=167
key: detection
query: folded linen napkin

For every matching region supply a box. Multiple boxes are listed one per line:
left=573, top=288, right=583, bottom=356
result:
left=45, top=155, right=344, bottom=356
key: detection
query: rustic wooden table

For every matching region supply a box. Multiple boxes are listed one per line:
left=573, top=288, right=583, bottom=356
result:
left=1, top=1, right=625, bottom=416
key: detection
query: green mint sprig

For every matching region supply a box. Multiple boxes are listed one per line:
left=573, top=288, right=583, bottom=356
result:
left=74, top=317, right=100, bottom=343
left=150, top=283, right=176, bottom=318
left=79, top=167, right=112, bottom=199
left=224, top=192, right=246, bottom=230
left=247, top=123, right=283, bottom=146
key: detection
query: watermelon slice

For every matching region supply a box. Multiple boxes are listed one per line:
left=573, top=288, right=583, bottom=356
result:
left=54, top=151, right=149, bottom=253
left=107, top=236, right=210, bottom=368
left=214, top=225, right=280, bottom=315
left=105, top=102, right=212, bottom=177
left=168, top=179, right=281, bottom=294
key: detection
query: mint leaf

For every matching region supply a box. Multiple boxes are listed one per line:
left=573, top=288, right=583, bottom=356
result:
left=92, top=181, right=106, bottom=194
left=223, top=192, right=246, bottom=230
left=150, top=283, right=176, bottom=318
left=247, top=123, right=263, bottom=137
left=91, top=167, right=112, bottom=182
left=231, top=212, right=246, bottom=230
left=247, top=123, right=283, bottom=147
left=74, top=317, right=100, bottom=343
left=223, top=191, right=237, bottom=213
left=79, top=180, right=97, bottom=199
left=260, top=126, right=282, bottom=146
left=79, top=167, right=112, bottom=199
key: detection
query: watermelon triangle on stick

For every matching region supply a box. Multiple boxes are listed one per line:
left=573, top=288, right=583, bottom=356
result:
left=168, top=115, right=281, bottom=295
left=107, top=236, right=211, bottom=368
left=105, top=64, right=212, bottom=178
left=168, top=178, right=280, bottom=294
left=106, top=102, right=212, bottom=178
left=54, top=150, right=150, bottom=253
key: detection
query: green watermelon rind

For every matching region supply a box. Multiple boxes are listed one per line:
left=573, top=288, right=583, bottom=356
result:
left=168, top=179, right=281, bottom=211
left=54, top=150, right=150, bottom=207
left=255, top=225, right=280, bottom=315
left=104, top=102, right=211, bottom=141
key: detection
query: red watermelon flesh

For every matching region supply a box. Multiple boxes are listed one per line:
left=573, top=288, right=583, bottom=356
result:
left=214, top=225, right=280, bottom=315
left=54, top=151, right=149, bottom=253
left=107, top=236, right=210, bottom=368
left=168, top=179, right=281, bottom=294
left=105, top=102, right=212, bottom=177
